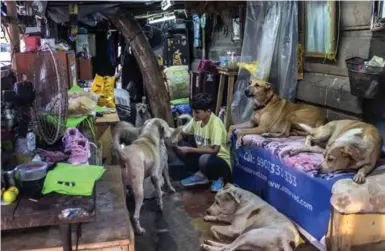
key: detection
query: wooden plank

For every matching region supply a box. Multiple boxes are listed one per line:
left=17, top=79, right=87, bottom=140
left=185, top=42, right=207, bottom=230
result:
left=1, top=193, right=96, bottom=231
left=96, top=113, right=120, bottom=125
left=107, top=9, right=174, bottom=126
left=1, top=165, right=134, bottom=251
left=215, top=74, right=225, bottom=115
left=327, top=209, right=385, bottom=250
left=225, top=75, right=236, bottom=130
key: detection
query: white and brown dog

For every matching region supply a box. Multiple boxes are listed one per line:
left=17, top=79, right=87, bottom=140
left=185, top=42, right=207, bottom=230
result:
left=288, top=120, right=383, bottom=184
left=115, top=118, right=175, bottom=234
left=202, top=184, right=299, bottom=251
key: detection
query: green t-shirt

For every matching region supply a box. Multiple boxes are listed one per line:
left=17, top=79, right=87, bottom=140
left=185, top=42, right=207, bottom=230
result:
left=182, top=113, right=231, bottom=168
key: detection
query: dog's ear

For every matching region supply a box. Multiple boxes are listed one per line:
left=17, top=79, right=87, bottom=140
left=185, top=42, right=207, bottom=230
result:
left=224, top=183, right=233, bottom=190
left=158, top=122, right=166, bottom=138
left=229, top=191, right=240, bottom=204
left=258, top=80, right=271, bottom=89
left=341, top=146, right=360, bottom=162
left=142, top=96, right=147, bottom=104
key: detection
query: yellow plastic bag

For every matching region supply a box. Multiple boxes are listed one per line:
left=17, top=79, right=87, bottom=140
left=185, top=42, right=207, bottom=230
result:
left=91, top=74, right=116, bottom=108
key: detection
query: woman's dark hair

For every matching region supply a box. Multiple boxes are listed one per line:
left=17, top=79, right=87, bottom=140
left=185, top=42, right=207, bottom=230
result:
left=191, top=93, right=213, bottom=111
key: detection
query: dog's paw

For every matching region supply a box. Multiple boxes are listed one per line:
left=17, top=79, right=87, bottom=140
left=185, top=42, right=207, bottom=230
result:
left=235, top=137, right=243, bottom=149
left=168, top=186, right=176, bottom=193
left=210, top=226, right=222, bottom=241
left=203, top=240, right=211, bottom=245
left=200, top=244, right=211, bottom=251
left=203, top=215, right=216, bottom=222
left=261, top=133, right=271, bottom=137
left=134, top=226, right=146, bottom=235
left=353, top=172, right=366, bottom=184
left=289, top=149, right=299, bottom=156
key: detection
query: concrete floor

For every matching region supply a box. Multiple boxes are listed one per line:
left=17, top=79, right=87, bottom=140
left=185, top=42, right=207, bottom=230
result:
left=127, top=183, right=318, bottom=251
left=127, top=183, right=213, bottom=251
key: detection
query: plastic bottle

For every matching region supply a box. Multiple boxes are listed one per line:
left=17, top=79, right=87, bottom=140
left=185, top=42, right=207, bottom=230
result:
left=26, top=130, right=36, bottom=152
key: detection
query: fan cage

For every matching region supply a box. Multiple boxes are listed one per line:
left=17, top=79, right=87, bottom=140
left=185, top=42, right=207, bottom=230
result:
left=32, top=45, right=68, bottom=145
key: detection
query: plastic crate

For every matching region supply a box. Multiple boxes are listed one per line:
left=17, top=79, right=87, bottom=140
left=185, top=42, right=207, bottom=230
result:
left=345, top=57, right=385, bottom=99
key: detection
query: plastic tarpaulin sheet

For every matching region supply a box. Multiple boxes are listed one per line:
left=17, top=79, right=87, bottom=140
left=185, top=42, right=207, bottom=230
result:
left=231, top=1, right=298, bottom=124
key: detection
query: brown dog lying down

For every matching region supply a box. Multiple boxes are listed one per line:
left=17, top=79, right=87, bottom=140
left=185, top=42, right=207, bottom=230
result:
left=115, top=118, right=175, bottom=234
left=228, top=79, right=325, bottom=147
left=202, top=184, right=299, bottom=251
left=287, top=120, right=383, bottom=184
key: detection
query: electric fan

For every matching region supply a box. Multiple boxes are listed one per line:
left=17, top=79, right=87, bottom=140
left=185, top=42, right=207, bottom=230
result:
left=31, top=44, right=68, bottom=145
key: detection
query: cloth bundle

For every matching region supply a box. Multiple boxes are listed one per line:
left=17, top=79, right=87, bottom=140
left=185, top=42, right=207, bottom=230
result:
left=42, top=162, right=105, bottom=196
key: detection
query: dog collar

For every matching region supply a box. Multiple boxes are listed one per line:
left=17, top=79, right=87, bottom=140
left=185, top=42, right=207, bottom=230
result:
left=254, top=94, right=275, bottom=110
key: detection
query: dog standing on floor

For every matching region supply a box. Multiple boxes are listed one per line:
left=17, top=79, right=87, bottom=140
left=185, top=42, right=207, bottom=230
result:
left=114, top=118, right=175, bottom=234
left=202, top=184, right=299, bottom=251
left=135, top=96, right=152, bottom=127
left=287, top=120, right=383, bottom=184
left=228, top=79, right=326, bottom=147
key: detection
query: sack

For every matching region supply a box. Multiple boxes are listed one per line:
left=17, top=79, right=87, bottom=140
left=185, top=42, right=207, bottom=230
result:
left=91, top=74, right=116, bottom=108
left=164, top=65, right=190, bottom=100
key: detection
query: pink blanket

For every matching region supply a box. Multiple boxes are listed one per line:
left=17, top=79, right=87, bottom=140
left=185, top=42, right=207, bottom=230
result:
left=241, top=134, right=324, bottom=172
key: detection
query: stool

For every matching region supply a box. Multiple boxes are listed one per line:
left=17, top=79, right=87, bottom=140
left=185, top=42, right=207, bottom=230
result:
left=215, top=69, right=238, bottom=130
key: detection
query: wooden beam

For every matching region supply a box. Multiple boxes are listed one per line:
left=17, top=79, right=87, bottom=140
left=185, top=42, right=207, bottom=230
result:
left=106, top=8, right=174, bottom=127
left=5, top=0, right=20, bottom=71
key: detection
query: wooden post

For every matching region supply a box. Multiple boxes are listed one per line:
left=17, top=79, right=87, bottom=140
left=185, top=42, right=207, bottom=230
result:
left=107, top=8, right=174, bottom=126
left=6, top=0, right=20, bottom=71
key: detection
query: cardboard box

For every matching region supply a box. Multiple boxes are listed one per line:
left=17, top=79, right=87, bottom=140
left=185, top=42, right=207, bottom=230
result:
left=77, top=58, right=93, bottom=80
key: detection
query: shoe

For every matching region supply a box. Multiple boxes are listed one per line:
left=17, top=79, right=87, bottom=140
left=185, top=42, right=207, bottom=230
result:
left=181, top=174, right=209, bottom=187
left=62, top=128, right=85, bottom=152
left=68, top=138, right=90, bottom=165
left=210, top=178, right=224, bottom=193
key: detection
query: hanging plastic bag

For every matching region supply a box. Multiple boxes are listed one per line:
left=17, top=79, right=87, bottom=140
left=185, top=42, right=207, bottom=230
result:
left=193, top=14, right=201, bottom=48
left=91, top=74, right=116, bottom=108
left=231, top=1, right=298, bottom=124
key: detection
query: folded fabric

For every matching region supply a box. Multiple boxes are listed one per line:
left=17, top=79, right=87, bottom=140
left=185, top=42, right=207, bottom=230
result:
left=42, top=163, right=105, bottom=196
left=170, top=98, right=189, bottom=106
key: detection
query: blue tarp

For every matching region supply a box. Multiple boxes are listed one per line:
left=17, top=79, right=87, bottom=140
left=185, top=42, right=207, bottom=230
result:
left=232, top=134, right=355, bottom=240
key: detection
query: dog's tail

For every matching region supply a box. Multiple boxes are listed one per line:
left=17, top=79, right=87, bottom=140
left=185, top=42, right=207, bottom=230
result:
left=298, top=123, right=314, bottom=134
left=112, top=122, right=138, bottom=161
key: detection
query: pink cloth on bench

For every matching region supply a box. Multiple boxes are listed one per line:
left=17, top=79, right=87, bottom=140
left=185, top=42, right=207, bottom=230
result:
left=241, top=134, right=324, bottom=172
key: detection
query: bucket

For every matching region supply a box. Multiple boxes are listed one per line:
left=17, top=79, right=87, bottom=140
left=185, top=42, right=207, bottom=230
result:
left=345, top=57, right=385, bottom=99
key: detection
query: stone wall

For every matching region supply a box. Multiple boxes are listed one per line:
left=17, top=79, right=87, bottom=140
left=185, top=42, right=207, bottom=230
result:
left=297, top=1, right=373, bottom=121
left=297, top=1, right=385, bottom=143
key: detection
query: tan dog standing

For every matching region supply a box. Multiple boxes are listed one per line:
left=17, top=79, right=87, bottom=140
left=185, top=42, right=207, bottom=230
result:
left=202, top=184, right=299, bottom=251
left=287, top=120, right=383, bottom=184
left=228, top=79, right=326, bottom=147
left=116, top=118, right=175, bottom=234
